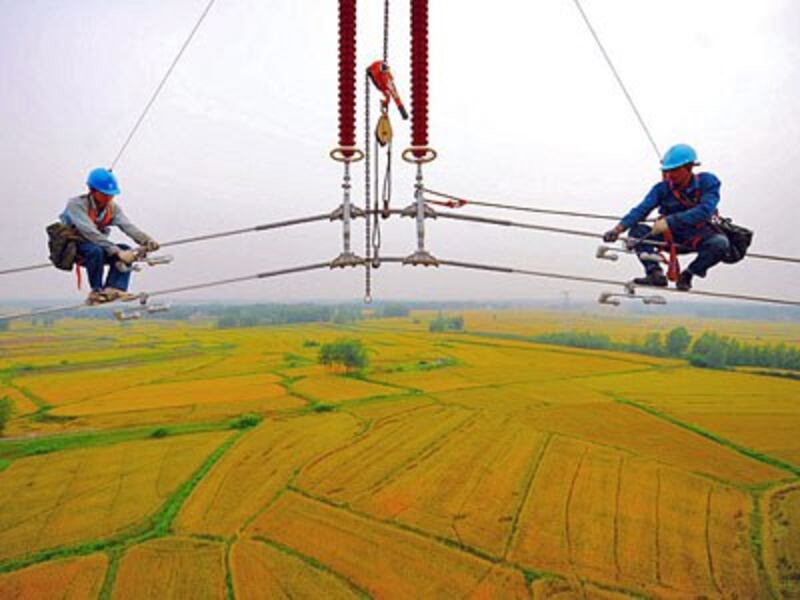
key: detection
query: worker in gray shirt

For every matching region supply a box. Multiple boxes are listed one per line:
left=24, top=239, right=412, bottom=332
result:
left=60, top=168, right=159, bottom=305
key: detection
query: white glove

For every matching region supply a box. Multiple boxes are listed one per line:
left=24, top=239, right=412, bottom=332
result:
left=143, top=238, right=160, bottom=252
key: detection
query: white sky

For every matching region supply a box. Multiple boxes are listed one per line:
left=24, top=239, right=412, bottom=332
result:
left=1, top=0, right=798, bottom=304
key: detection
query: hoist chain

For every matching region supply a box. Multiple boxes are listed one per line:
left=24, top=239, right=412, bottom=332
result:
left=364, top=72, right=373, bottom=303
left=382, top=0, right=390, bottom=64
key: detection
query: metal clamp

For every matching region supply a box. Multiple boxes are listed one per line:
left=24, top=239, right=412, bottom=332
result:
left=596, top=245, right=621, bottom=261
left=598, top=287, right=667, bottom=307
left=113, top=309, right=142, bottom=321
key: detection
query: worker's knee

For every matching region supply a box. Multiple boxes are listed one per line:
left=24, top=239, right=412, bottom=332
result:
left=702, top=234, right=730, bottom=257
left=78, top=243, right=104, bottom=260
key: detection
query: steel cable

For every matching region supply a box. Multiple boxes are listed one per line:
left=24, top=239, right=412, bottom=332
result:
left=571, top=0, right=661, bottom=161
left=110, top=0, right=218, bottom=171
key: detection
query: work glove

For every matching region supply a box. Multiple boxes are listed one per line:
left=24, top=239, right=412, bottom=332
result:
left=117, top=249, right=138, bottom=264
left=602, top=229, right=620, bottom=243
left=651, top=217, right=670, bottom=236
left=143, top=238, right=160, bottom=252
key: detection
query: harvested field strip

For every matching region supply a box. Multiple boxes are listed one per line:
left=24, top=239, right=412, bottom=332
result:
left=455, top=333, right=667, bottom=367
left=762, top=483, right=800, bottom=597
left=0, top=431, right=229, bottom=562
left=0, top=553, right=107, bottom=600
left=508, top=436, right=761, bottom=598
left=248, top=491, right=530, bottom=598
left=296, top=405, right=474, bottom=504
left=290, top=374, right=398, bottom=404
left=0, top=429, right=240, bottom=573
left=232, top=539, right=366, bottom=599
left=355, top=416, right=548, bottom=556
left=51, top=373, right=291, bottom=416
left=513, top=399, right=784, bottom=486
left=175, top=413, right=362, bottom=537
left=0, top=418, right=237, bottom=462
left=7, top=356, right=213, bottom=414
left=614, top=395, right=800, bottom=478
left=111, top=537, right=226, bottom=600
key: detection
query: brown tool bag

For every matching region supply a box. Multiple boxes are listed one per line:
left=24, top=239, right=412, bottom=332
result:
left=46, top=222, right=83, bottom=271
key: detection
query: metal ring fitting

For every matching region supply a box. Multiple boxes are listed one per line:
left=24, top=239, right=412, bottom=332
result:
left=402, top=147, right=438, bottom=164
left=329, top=147, right=365, bottom=163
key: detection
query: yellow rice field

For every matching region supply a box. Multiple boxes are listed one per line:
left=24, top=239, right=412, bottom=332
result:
left=0, top=311, right=797, bottom=597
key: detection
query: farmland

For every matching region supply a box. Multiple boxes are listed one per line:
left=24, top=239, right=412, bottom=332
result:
left=0, top=310, right=798, bottom=598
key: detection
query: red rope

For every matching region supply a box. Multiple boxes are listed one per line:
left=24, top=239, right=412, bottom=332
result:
left=338, top=0, right=357, bottom=155
left=410, top=0, right=429, bottom=157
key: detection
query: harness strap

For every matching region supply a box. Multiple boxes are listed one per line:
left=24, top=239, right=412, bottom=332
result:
left=74, top=258, right=83, bottom=290
left=662, top=229, right=681, bottom=282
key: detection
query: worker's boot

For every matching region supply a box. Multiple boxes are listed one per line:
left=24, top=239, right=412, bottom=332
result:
left=101, top=288, right=136, bottom=302
left=676, top=270, right=693, bottom=291
left=86, top=290, right=107, bottom=306
left=633, top=268, right=668, bottom=287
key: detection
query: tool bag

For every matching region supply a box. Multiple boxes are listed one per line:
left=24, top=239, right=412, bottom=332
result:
left=714, top=216, right=753, bottom=264
left=46, top=222, right=82, bottom=271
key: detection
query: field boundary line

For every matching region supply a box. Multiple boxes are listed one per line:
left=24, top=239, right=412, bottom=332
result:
left=704, top=487, right=724, bottom=597
left=249, top=536, right=372, bottom=599
left=611, top=395, right=800, bottom=478
left=504, top=433, right=552, bottom=559
left=565, top=447, right=588, bottom=570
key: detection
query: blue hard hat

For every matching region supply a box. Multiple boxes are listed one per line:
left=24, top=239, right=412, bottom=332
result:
left=86, top=168, right=120, bottom=196
left=661, top=144, right=699, bottom=171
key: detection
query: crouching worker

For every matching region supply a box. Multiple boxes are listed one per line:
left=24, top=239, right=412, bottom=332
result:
left=59, top=168, right=160, bottom=305
left=603, top=144, right=729, bottom=291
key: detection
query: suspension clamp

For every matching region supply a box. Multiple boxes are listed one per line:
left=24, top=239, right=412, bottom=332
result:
left=329, top=205, right=366, bottom=221
left=402, top=250, right=439, bottom=267
left=330, top=252, right=365, bottom=268
left=400, top=203, right=437, bottom=219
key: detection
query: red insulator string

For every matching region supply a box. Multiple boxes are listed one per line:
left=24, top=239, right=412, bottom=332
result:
left=409, top=0, right=429, bottom=157
left=338, top=0, right=357, bottom=156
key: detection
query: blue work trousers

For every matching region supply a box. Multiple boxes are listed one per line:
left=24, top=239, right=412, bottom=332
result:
left=628, top=223, right=729, bottom=278
left=77, top=242, right=131, bottom=292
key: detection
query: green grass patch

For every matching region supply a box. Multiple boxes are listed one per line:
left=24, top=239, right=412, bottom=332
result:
left=230, top=413, right=262, bottom=429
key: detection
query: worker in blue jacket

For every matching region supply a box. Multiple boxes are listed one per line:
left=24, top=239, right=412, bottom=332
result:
left=603, top=144, right=729, bottom=291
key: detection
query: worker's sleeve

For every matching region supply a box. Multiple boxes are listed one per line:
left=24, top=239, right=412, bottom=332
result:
left=666, top=174, right=721, bottom=230
left=112, top=205, right=152, bottom=246
left=60, top=198, right=119, bottom=255
left=620, top=183, right=662, bottom=230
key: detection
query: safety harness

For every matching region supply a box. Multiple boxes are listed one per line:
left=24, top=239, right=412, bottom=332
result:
left=661, top=176, right=703, bottom=281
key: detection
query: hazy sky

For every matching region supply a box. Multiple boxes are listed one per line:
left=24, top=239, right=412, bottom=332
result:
left=1, top=0, right=798, bottom=305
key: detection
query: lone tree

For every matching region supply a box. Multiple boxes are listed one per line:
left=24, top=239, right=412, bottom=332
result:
left=0, top=397, right=12, bottom=437
left=318, top=338, right=368, bottom=373
left=665, top=326, right=692, bottom=357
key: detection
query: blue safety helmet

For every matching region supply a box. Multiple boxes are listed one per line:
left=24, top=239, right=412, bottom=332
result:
left=86, top=168, right=120, bottom=196
left=660, top=144, right=700, bottom=171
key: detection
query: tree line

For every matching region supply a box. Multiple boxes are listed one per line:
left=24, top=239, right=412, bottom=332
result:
left=531, top=327, right=800, bottom=371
